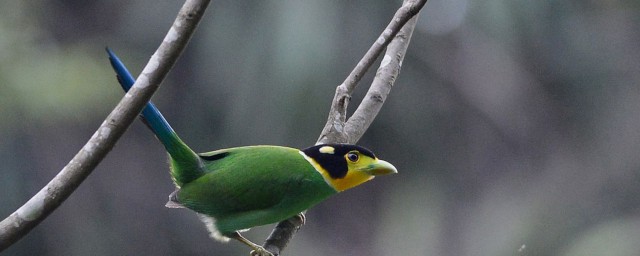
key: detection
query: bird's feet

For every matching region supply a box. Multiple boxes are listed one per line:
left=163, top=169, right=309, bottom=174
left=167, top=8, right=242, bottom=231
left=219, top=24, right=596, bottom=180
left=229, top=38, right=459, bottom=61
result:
left=230, top=231, right=275, bottom=256
left=294, top=212, right=306, bottom=225
left=250, top=246, right=274, bottom=256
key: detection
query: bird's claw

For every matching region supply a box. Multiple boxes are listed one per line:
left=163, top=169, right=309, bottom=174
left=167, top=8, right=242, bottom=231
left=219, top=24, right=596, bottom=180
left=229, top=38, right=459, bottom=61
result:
left=295, top=212, right=306, bottom=225
left=250, top=246, right=274, bottom=256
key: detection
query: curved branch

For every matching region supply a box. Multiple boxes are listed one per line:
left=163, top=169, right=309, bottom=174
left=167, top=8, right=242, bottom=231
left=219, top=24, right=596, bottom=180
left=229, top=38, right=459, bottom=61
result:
left=317, top=0, right=428, bottom=144
left=343, top=14, right=419, bottom=143
left=265, top=0, right=427, bottom=254
left=0, top=0, right=211, bottom=251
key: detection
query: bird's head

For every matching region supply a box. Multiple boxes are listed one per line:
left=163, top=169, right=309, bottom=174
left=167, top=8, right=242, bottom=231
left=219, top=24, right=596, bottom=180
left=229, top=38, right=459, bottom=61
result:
left=301, top=144, right=397, bottom=192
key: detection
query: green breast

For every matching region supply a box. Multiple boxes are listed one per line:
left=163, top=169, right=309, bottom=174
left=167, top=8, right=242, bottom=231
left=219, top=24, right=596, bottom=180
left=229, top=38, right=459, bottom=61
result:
left=176, top=145, right=337, bottom=234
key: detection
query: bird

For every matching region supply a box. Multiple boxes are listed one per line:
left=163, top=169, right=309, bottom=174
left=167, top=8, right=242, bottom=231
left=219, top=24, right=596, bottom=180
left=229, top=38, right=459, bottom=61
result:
left=106, top=48, right=397, bottom=256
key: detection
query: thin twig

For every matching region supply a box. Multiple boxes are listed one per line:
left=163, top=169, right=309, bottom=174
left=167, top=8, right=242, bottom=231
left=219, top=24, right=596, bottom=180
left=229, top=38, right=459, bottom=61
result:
left=344, top=13, right=419, bottom=143
left=264, top=0, right=427, bottom=255
left=0, top=0, right=211, bottom=251
left=317, top=0, right=428, bottom=144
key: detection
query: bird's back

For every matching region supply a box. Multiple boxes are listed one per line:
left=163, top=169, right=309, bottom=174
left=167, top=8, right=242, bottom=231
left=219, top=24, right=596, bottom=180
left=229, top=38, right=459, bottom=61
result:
left=175, top=146, right=337, bottom=232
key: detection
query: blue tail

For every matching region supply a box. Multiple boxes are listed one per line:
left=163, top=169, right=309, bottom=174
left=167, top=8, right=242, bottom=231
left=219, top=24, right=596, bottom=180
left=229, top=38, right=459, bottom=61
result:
left=106, top=48, right=202, bottom=186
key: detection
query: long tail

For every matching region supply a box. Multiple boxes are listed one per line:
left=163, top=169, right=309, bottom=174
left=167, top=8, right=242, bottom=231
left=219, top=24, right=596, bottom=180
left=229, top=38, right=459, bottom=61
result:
left=106, top=48, right=202, bottom=186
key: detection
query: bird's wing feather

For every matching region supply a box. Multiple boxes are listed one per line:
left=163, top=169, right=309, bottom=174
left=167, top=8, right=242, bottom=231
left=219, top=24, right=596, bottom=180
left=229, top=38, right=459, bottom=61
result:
left=177, top=146, right=312, bottom=216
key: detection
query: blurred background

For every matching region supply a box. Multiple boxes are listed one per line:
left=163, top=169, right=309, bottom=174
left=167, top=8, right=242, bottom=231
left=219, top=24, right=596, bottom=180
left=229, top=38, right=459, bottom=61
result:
left=1, top=0, right=640, bottom=255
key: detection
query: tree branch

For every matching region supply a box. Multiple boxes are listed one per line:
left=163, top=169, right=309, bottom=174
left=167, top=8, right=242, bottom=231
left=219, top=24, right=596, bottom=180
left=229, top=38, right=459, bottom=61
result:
left=343, top=13, right=419, bottom=143
left=0, top=0, right=211, bottom=251
left=264, top=0, right=427, bottom=254
left=317, top=0, right=428, bottom=144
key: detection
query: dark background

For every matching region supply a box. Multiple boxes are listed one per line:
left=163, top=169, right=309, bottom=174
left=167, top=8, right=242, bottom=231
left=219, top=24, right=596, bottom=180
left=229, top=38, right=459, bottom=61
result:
left=1, top=1, right=640, bottom=255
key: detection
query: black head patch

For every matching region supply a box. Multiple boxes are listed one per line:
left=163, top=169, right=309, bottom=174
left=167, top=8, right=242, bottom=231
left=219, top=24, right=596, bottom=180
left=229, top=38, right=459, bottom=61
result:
left=301, top=144, right=376, bottom=179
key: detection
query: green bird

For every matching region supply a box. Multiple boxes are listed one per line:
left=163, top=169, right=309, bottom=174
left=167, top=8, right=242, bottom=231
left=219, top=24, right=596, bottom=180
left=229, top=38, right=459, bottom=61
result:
left=106, top=48, right=397, bottom=256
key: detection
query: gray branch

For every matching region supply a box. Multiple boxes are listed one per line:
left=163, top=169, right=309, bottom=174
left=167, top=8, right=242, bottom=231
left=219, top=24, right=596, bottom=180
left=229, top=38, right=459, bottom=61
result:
left=264, top=0, right=427, bottom=255
left=343, top=14, right=419, bottom=143
left=0, top=0, right=211, bottom=251
left=317, top=0, right=427, bottom=145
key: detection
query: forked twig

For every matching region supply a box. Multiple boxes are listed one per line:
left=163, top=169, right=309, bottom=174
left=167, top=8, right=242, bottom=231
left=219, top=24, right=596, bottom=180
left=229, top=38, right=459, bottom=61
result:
left=317, top=0, right=428, bottom=145
left=264, top=0, right=427, bottom=255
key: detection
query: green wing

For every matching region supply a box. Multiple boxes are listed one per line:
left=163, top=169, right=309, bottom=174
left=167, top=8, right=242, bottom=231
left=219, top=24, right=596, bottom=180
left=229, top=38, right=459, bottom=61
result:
left=176, top=146, right=336, bottom=233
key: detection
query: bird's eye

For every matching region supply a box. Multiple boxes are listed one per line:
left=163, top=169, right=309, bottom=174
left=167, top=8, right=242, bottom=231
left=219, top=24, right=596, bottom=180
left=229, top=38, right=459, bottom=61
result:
left=347, top=152, right=359, bottom=162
